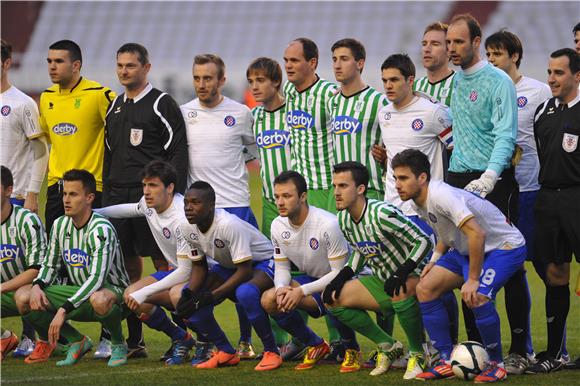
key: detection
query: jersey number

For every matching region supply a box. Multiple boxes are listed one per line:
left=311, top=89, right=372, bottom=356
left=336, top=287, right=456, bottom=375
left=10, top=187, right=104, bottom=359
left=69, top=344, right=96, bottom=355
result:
left=480, top=268, right=496, bottom=285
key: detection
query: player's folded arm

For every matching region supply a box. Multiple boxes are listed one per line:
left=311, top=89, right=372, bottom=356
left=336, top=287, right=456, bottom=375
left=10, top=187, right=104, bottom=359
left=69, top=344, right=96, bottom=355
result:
left=130, top=256, right=193, bottom=304
left=273, top=257, right=292, bottom=290
left=301, top=254, right=347, bottom=297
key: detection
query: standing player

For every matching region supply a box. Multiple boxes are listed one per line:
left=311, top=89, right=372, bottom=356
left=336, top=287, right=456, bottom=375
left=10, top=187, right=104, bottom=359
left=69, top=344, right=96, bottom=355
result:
left=526, top=48, right=579, bottom=374
left=170, top=182, right=282, bottom=371
left=392, top=149, right=526, bottom=383
left=15, top=170, right=130, bottom=367
left=325, top=161, right=432, bottom=379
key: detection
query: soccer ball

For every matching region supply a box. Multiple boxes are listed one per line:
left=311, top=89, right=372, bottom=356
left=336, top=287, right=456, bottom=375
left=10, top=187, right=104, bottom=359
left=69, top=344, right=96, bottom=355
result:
left=450, top=341, right=489, bottom=380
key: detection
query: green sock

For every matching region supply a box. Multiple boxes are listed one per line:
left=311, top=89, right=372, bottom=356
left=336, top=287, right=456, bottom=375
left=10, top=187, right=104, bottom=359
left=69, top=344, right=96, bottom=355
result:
left=67, top=301, right=96, bottom=322
left=95, top=304, right=124, bottom=345
left=393, top=296, right=424, bottom=353
left=270, top=316, right=288, bottom=346
left=330, top=307, right=394, bottom=345
left=23, top=311, right=83, bottom=342
left=376, top=301, right=395, bottom=335
left=324, top=314, right=341, bottom=343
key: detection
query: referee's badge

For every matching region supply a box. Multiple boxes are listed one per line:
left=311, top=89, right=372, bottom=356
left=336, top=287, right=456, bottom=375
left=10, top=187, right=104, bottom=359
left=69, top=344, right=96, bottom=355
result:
left=8, top=226, right=17, bottom=238
left=130, top=128, right=143, bottom=146
left=562, top=133, right=578, bottom=153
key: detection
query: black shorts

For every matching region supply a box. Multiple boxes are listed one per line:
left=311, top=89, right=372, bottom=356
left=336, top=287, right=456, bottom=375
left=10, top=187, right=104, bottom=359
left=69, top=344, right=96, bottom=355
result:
left=103, top=185, right=162, bottom=259
left=45, top=181, right=103, bottom=234
left=534, top=186, right=580, bottom=264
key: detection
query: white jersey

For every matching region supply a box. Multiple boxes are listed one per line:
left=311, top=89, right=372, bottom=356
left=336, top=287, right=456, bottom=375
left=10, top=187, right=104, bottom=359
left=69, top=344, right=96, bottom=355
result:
left=379, top=94, right=453, bottom=214
left=181, top=96, right=255, bottom=208
left=95, top=194, right=185, bottom=267
left=177, top=209, right=273, bottom=269
left=0, top=86, right=44, bottom=199
left=514, top=76, right=551, bottom=192
left=412, top=180, right=524, bottom=255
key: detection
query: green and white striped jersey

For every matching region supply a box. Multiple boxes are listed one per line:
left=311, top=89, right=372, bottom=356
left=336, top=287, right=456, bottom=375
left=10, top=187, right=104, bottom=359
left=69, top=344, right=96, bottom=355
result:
left=36, top=212, right=129, bottom=309
left=283, top=77, right=336, bottom=190
left=0, top=206, right=46, bottom=283
left=329, top=86, right=388, bottom=193
left=338, top=199, right=432, bottom=281
left=413, top=71, right=456, bottom=107
left=252, top=104, right=291, bottom=202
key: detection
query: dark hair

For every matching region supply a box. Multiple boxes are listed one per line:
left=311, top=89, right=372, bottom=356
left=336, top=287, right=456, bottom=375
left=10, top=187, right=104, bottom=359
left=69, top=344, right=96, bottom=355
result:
left=117, top=43, right=149, bottom=65
left=574, top=22, right=580, bottom=34
left=1, top=165, right=14, bottom=188
left=485, top=30, right=523, bottom=68
left=141, top=160, right=177, bottom=190
left=333, top=161, right=369, bottom=195
left=331, top=38, right=366, bottom=61
left=381, top=53, right=416, bottom=79
left=293, top=37, right=319, bottom=63
left=1, top=40, right=12, bottom=63
left=450, top=13, right=482, bottom=41
left=194, top=54, right=225, bottom=79
left=424, top=21, right=448, bottom=35
left=49, top=40, right=82, bottom=64
left=391, top=149, right=431, bottom=181
left=187, top=180, right=216, bottom=205
left=551, top=48, right=580, bottom=74
left=246, top=57, right=283, bottom=91
left=62, top=169, right=96, bottom=195
left=274, top=171, right=308, bottom=196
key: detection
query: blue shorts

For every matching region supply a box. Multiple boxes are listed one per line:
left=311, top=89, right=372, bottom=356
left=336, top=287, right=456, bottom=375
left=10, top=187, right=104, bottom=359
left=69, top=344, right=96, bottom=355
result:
left=150, top=268, right=176, bottom=281
left=293, top=274, right=326, bottom=318
left=209, top=258, right=275, bottom=281
left=10, top=198, right=24, bottom=206
left=517, top=190, right=538, bottom=261
left=436, top=246, right=526, bottom=299
left=224, top=207, right=259, bottom=230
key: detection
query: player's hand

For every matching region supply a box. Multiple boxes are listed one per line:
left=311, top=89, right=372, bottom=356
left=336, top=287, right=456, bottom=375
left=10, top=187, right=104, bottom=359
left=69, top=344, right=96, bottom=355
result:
left=371, top=144, right=387, bottom=166
left=125, top=295, right=140, bottom=312
left=322, top=266, right=354, bottom=305
left=420, top=262, right=436, bottom=279
left=30, top=284, right=50, bottom=311
left=48, top=308, right=66, bottom=346
left=461, top=278, right=480, bottom=308
left=279, top=287, right=303, bottom=312
left=464, top=170, right=498, bottom=198
left=384, top=260, right=417, bottom=297
left=176, top=288, right=214, bottom=319
left=275, top=287, right=291, bottom=310
left=24, top=192, right=39, bottom=213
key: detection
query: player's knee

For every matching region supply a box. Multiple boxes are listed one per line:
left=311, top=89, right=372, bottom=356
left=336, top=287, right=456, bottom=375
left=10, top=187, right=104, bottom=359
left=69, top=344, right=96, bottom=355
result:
left=14, top=287, right=31, bottom=314
left=236, top=283, right=260, bottom=306
left=260, top=289, right=277, bottom=314
left=546, top=263, right=569, bottom=286
left=90, top=292, right=112, bottom=315
left=415, top=280, right=431, bottom=302
left=169, top=285, right=182, bottom=308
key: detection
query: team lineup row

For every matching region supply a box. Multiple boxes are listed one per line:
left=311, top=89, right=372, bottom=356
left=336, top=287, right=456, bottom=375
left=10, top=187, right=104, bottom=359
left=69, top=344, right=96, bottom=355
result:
left=1, top=12, right=579, bottom=383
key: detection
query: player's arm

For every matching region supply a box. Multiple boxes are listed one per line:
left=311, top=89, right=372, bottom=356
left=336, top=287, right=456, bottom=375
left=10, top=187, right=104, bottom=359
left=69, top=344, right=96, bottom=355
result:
left=272, top=234, right=292, bottom=290
left=433, top=104, right=454, bottom=150
left=459, top=217, right=486, bottom=307
left=421, top=240, right=449, bottom=278
left=130, top=256, right=193, bottom=304
left=30, top=223, right=62, bottom=310
left=94, top=202, right=143, bottom=219
left=301, top=254, right=347, bottom=296
left=487, top=80, right=517, bottom=176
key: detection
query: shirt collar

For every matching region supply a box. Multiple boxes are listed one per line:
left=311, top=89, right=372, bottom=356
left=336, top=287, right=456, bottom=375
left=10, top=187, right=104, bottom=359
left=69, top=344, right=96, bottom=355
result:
left=123, top=83, right=153, bottom=103
left=462, top=60, right=487, bottom=76
left=554, top=91, right=580, bottom=108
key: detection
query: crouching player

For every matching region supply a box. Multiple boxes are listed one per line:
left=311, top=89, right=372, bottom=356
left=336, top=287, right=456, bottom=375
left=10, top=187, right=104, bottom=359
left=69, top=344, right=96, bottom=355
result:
left=170, top=181, right=282, bottom=371
left=392, top=149, right=526, bottom=383
left=260, top=171, right=360, bottom=372
left=325, top=161, right=433, bottom=379
left=15, top=170, right=130, bottom=367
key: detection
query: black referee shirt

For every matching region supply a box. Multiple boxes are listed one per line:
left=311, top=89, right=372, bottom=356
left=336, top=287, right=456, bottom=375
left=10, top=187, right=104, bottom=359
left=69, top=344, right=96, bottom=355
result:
left=104, top=84, right=188, bottom=193
left=534, top=94, right=580, bottom=189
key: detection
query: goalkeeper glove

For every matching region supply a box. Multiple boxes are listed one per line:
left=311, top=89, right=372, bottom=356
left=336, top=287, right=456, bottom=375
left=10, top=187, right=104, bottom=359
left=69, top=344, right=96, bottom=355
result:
left=322, top=266, right=355, bottom=304
left=176, top=288, right=214, bottom=319
left=464, top=169, right=498, bottom=198
left=384, top=260, right=417, bottom=297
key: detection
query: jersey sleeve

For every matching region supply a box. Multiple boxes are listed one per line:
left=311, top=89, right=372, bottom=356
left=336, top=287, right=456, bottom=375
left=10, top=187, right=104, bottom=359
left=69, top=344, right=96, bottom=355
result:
left=324, top=219, right=350, bottom=260
left=487, top=78, right=517, bottom=175
left=21, top=99, right=44, bottom=139
left=432, top=104, right=453, bottom=149
left=94, top=202, right=143, bottom=219
left=35, top=221, right=63, bottom=286
left=345, top=248, right=366, bottom=274
left=20, top=212, right=47, bottom=269
left=434, top=184, right=475, bottom=228
left=272, top=232, right=292, bottom=288
left=38, top=93, right=49, bottom=136
left=241, top=106, right=256, bottom=146
left=223, top=221, right=253, bottom=264
left=176, top=224, right=204, bottom=261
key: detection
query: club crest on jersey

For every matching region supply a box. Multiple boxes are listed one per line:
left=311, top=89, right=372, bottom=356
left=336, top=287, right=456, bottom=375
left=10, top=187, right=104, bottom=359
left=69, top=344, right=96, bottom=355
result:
left=517, top=96, right=528, bottom=108
left=441, top=88, right=450, bottom=98
left=214, top=239, right=225, bottom=248
left=411, top=119, right=424, bottom=131
left=286, top=110, right=313, bottom=130
left=224, top=115, right=236, bottom=127
left=562, top=133, right=578, bottom=153
left=63, top=249, right=91, bottom=268
left=428, top=212, right=438, bottom=223
left=332, top=116, right=361, bottom=135
left=309, top=238, right=319, bottom=250
left=74, top=98, right=81, bottom=109
left=130, top=128, right=143, bottom=146
left=469, top=90, right=478, bottom=102
left=307, top=96, right=315, bottom=109
left=0, top=244, right=21, bottom=262
left=354, top=100, right=364, bottom=113
left=281, top=231, right=291, bottom=240
left=162, top=227, right=171, bottom=239
left=1, top=105, right=11, bottom=116
left=356, top=241, right=383, bottom=258
left=52, top=123, right=78, bottom=136
left=8, top=226, right=17, bottom=238
left=256, top=130, right=291, bottom=149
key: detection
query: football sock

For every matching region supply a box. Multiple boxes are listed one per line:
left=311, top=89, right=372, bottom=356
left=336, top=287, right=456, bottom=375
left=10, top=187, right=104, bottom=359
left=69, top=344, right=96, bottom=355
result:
left=95, top=304, right=125, bottom=345
left=126, top=312, right=144, bottom=348
left=236, top=283, right=278, bottom=353
left=140, top=306, right=187, bottom=342
left=270, top=316, right=288, bottom=346
left=504, top=269, right=531, bottom=356
left=376, top=307, right=395, bottom=336
left=171, top=312, right=188, bottom=333
left=23, top=311, right=83, bottom=342
left=420, top=299, right=453, bottom=360
left=472, top=301, right=502, bottom=363
left=462, top=299, right=483, bottom=343
left=393, top=296, right=423, bottom=353
left=546, top=284, right=569, bottom=358
left=235, top=302, right=252, bottom=343
left=324, top=314, right=341, bottom=343
left=99, top=328, right=111, bottom=342
left=272, top=310, right=322, bottom=347
left=326, top=312, right=359, bottom=350
left=187, top=304, right=235, bottom=354
left=329, top=307, right=394, bottom=345
left=440, top=291, right=459, bottom=345
left=21, top=317, right=36, bottom=340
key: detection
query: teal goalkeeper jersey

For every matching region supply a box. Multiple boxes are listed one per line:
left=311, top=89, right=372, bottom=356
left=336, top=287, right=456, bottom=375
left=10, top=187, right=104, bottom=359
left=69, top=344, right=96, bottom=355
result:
left=329, top=86, right=388, bottom=193
left=338, top=199, right=432, bottom=281
left=284, top=77, right=336, bottom=190
left=0, top=206, right=46, bottom=283
left=413, top=71, right=456, bottom=107
left=252, top=104, right=291, bottom=202
left=36, top=212, right=129, bottom=309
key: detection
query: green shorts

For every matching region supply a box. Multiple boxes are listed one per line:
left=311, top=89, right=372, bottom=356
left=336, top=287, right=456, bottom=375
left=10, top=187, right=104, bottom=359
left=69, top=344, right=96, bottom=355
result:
left=261, top=197, right=279, bottom=239
left=308, top=188, right=336, bottom=214
left=44, top=284, right=124, bottom=321
left=358, top=275, right=392, bottom=316
left=1, top=292, right=19, bottom=317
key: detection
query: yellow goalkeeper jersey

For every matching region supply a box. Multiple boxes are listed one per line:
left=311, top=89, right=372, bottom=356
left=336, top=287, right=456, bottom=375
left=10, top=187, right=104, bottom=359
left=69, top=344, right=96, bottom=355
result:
left=39, top=77, right=115, bottom=191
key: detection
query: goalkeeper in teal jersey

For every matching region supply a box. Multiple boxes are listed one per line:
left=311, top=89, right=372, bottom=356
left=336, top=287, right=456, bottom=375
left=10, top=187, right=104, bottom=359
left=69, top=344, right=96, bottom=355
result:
left=324, top=161, right=432, bottom=379
left=0, top=166, right=46, bottom=360
left=16, top=169, right=130, bottom=367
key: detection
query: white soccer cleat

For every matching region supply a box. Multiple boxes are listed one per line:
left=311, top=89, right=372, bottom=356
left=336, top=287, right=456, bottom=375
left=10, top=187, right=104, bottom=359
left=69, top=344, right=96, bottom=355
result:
left=93, top=338, right=112, bottom=359
left=369, top=341, right=404, bottom=376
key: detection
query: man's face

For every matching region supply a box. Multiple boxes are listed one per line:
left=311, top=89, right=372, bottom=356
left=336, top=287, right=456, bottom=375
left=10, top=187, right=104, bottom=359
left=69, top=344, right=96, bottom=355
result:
left=184, top=189, right=212, bottom=225
left=382, top=67, right=413, bottom=105
left=116, top=52, right=149, bottom=90
left=447, top=21, right=478, bottom=68
left=142, top=176, right=173, bottom=212
left=574, top=30, right=580, bottom=54
left=284, top=42, right=315, bottom=88
left=62, top=180, right=93, bottom=217
left=486, top=45, right=516, bottom=74
left=332, top=171, right=361, bottom=211
left=273, top=181, right=304, bottom=218
left=193, top=62, right=224, bottom=106
left=332, top=46, right=363, bottom=84
left=47, top=49, right=77, bottom=86
left=0, top=182, right=13, bottom=204
left=422, top=30, right=449, bottom=71
left=393, top=166, right=422, bottom=202
left=548, top=55, right=580, bottom=100
left=247, top=70, right=279, bottom=103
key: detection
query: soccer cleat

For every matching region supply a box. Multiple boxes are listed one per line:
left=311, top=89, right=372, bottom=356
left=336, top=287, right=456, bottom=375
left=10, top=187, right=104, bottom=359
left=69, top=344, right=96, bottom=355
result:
left=339, top=349, right=362, bottom=373
left=414, top=359, right=455, bottom=381
left=93, top=338, right=112, bottom=359
left=525, top=351, right=563, bottom=374
left=504, top=352, right=529, bottom=375
left=254, top=351, right=283, bottom=371
left=160, top=341, right=176, bottom=362
left=295, top=340, right=330, bottom=370
left=12, top=336, right=35, bottom=358
left=238, top=340, right=256, bottom=360
left=363, top=349, right=377, bottom=369
left=126, top=344, right=148, bottom=359
left=53, top=342, right=69, bottom=357
left=165, top=333, right=195, bottom=366
left=392, top=353, right=409, bottom=369
left=474, top=361, right=507, bottom=383
left=195, top=350, right=240, bottom=369
left=404, top=352, right=426, bottom=380
left=369, top=341, right=404, bottom=376
left=564, top=357, right=580, bottom=370
left=190, top=341, right=216, bottom=366
left=322, top=340, right=345, bottom=364
left=424, top=340, right=440, bottom=368
left=1, top=331, right=19, bottom=360
left=280, top=339, right=308, bottom=361
left=24, top=340, right=55, bottom=364
left=108, top=344, right=128, bottom=367
left=56, top=336, right=93, bottom=366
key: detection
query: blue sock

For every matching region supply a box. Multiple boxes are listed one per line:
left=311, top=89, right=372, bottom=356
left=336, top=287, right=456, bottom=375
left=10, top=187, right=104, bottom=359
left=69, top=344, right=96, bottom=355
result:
left=236, top=283, right=278, bottom=353
left=440, top=291, right=459, bottom=345
left=420, top=299, right=453, bottom=360
left=273, top=310, right=323, bottom=347
left=141, top=306, right=187, bottom=341
left=187, top=304, right=235, bottom=354
left=472, top=302, right=502, bottom=363
left=235, top=302, right=252, bottom=343
left=326, top=312, right=359, bottom=350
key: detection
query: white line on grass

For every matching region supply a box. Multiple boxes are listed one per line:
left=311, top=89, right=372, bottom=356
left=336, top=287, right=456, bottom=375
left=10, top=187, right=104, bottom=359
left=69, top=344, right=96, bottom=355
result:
left=2, top=366, right=173, bottom=384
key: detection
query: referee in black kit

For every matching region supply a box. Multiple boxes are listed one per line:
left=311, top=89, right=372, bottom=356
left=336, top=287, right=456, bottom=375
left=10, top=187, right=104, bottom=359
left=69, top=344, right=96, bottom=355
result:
left=527, top=48, right=580, bottom=374
left=103, top=43, right=188, bottom=358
